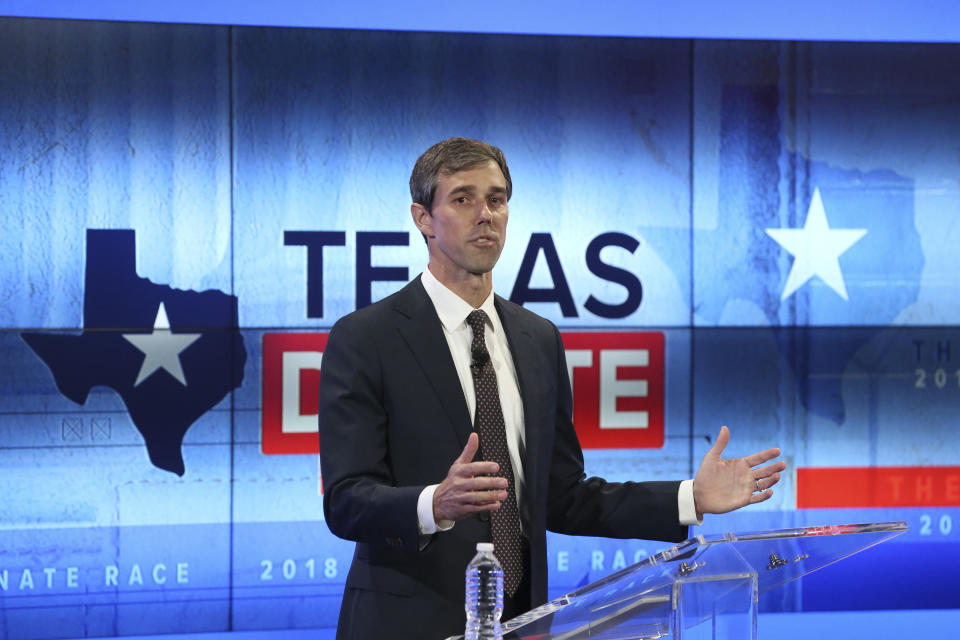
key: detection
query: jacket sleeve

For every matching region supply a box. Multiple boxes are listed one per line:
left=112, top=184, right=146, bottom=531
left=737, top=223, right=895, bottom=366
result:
left=543, top=322, right=689, bottom=543
left=318, top=314, right=425, bottom=553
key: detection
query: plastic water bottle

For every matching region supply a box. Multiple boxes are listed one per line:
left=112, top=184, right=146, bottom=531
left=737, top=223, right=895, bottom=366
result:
left=464, top=542, right=504, bottom=640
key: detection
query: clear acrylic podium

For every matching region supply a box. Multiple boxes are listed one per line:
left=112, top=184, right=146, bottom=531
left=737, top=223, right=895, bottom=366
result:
left=447, top=522, right=906, bottom=640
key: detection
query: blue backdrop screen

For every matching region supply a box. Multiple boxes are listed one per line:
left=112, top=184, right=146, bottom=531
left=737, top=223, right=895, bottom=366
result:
left=1, top=18, right=958, bottom=638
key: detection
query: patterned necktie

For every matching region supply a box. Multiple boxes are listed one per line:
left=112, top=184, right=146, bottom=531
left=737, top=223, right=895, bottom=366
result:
left=466, top=309, right=524, bottom=596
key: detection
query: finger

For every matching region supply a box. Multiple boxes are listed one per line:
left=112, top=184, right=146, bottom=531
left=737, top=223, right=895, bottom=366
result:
left=749, top=489, right=774, bottom=504
left=745, top=447, right=781, bottom=467
left=464, top=474, right=508, bottom=490
left=450, top=461, right=501, bottom=478
left=457, top=501, right=502, bottom=516
left=753, top=461, right=786, bottom=479
left=707, top=425, right=730, bottom=459
left=454, top=432, right=480, bottom=465
left=450, top=473, right=507, bottom=492
left=753, top=471, right=781, bottom=492
left=463, top=489, right=508, bottom=505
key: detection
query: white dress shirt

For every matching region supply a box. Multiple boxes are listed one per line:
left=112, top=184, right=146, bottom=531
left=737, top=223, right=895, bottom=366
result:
left=416, top=267, right=700, bottom=535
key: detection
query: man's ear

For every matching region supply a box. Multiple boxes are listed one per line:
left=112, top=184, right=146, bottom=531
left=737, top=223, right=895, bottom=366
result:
left=411, top=203, right=434, bottom=238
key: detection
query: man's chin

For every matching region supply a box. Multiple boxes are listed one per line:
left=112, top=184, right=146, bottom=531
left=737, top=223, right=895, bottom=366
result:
left=467, top=257, right=501, bottom=276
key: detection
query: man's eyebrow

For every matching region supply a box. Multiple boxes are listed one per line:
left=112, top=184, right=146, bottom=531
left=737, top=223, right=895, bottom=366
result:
left=447, top=184, right=506, bottom=198
left=448, top=185, right=477, bottom=197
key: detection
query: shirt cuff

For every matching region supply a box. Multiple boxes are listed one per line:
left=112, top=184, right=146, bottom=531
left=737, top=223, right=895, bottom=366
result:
left=417, top=484, right=455, bottom=535
left=678, top=479, right=702, bottom=526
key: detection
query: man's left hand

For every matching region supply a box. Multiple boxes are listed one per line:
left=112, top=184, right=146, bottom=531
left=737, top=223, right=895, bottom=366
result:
left=693, top=425, right=786, bottom=516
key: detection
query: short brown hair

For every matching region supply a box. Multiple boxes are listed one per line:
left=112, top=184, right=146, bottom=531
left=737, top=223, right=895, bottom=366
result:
left=409, top=137, right=512, bottom=212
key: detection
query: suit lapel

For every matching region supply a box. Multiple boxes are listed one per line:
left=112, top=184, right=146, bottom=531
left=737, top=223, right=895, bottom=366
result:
left=393, top=277, right=474, bottom=447
left=495, top=296, right=538, bottom=403
left=495, top=296, right=543, bottom=507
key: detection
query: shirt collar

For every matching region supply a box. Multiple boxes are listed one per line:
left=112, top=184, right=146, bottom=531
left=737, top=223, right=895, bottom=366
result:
left=421, top=266, right=499, bottom=334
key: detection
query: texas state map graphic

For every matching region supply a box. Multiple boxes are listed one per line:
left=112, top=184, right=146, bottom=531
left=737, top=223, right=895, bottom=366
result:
left=22, top=229, right=246, bottom=475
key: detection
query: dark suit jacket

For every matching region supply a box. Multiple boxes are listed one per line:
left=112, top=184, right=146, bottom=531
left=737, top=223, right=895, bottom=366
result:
left=318, top=276, right=688, bottom=640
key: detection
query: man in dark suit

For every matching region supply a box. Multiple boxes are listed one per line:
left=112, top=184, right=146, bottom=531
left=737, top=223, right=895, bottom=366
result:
left=318, top=138, right=785, bottom=640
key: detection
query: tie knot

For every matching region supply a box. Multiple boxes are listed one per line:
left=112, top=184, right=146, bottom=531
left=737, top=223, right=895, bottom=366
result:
left=467, top=310, right=490, bottom=366
left=467, top=309, right=489, bottom=334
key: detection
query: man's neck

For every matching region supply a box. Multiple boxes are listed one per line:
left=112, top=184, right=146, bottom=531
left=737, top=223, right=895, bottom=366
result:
left=426, top=263, right=492, bottom=309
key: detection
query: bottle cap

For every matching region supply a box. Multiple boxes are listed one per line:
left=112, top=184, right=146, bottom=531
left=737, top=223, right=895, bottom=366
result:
left=476, top=542, right=494, bottom=552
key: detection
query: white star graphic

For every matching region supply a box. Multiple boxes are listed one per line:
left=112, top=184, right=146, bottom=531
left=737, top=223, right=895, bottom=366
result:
left=765, top=188, right=867, bottom=301
left=123, top=303, right=201, bottom=386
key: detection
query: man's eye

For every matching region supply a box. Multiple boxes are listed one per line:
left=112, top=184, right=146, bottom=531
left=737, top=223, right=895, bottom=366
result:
left=455, top=196, right=470, bottom=204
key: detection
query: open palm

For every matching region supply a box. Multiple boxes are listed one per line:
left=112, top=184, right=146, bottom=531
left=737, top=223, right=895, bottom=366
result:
left=693, top=425, right=786, bottom=516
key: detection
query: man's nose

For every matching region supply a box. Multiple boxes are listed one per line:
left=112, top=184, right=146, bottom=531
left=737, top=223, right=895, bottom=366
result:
left=476, top=201, right=493, bottom=222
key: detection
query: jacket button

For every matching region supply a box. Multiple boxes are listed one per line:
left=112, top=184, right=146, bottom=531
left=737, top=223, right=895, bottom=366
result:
left=479, top=512, right=490, bottom=522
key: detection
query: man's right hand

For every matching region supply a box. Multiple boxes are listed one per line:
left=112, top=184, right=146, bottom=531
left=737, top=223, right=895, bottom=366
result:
left=433, top=432, right=508, bottom=523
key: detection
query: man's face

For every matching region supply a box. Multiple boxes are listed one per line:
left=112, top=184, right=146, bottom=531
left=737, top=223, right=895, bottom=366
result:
left=413, top=160, right=509, bottom=283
